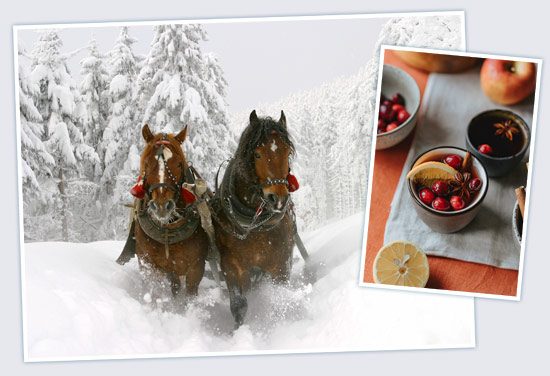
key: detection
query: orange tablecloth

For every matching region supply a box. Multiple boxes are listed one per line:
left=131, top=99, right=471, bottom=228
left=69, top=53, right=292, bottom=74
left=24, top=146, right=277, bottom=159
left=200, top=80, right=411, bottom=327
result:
left=363, top=50, right=518, bottom=296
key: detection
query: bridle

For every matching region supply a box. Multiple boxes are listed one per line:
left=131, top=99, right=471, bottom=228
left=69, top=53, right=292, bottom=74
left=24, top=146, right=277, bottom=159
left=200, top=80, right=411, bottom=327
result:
left=143, top=133, right=189, bottom=203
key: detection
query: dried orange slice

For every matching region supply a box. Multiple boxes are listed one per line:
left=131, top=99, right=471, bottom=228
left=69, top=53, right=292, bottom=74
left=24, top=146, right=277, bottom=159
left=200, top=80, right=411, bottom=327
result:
left=405, top=161, right=458, bottom=188
left=373, top=241, right=430, bottom=288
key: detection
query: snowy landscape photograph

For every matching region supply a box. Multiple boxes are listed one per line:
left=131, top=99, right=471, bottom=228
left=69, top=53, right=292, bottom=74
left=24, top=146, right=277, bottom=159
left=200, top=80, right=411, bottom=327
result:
left=15, top=13, right=476, bottom=361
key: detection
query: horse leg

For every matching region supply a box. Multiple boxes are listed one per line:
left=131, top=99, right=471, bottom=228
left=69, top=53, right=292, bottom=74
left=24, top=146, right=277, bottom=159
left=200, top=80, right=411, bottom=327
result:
left=223, top=263, right=250, bottom=329
left=168, top=272, right=181, bottom=297
left=185, top=259, right=205, bottom=298
left=268, top=258, right=292, bottom=285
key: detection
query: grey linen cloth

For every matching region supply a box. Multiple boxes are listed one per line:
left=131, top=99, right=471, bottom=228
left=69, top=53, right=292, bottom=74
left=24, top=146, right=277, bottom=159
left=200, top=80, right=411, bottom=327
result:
left=383, top=66, right=533, bottom=270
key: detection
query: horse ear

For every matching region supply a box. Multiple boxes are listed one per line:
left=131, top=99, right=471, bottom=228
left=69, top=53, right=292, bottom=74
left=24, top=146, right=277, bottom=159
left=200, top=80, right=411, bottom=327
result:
left=175, top=124, right=188, bottom=144
left=250, top=110, right=258, bottom=124
left=279, top=110, right=287, bottom=127
left=142, top=124, right=153, bottom=142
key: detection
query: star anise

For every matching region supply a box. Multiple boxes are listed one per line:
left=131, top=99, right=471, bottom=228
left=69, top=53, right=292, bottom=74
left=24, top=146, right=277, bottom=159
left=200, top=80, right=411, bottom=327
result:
left=493, top=119, right=520, bottom=141
left=449, top=172, right=473, bottom=201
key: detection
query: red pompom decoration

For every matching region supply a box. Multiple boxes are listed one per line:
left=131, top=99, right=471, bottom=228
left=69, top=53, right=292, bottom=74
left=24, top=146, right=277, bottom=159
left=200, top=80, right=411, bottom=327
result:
left=130, top=175, right=146, bottom=199
left=287, top=174, right=299, bottom=192
left=181, top=187, right=196, bottom=204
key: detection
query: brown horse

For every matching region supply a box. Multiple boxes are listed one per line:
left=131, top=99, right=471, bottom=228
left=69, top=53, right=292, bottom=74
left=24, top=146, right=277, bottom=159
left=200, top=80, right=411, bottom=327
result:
left=131, top=124, right=208, bottom=299
left=212, top=110, right=297, bottom=328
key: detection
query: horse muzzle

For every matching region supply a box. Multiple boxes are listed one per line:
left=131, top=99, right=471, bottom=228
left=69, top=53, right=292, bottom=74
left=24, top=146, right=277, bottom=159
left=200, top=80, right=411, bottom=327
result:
left=148, top=199, right=176, bottom=224
left=264, top=192, right=289, bottom=213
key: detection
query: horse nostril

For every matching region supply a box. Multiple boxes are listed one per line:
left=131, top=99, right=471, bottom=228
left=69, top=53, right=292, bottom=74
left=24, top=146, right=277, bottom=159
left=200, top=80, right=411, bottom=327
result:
left=267, top=193, right=278, bottom=205
left=165, top=200, right=175, bottom=212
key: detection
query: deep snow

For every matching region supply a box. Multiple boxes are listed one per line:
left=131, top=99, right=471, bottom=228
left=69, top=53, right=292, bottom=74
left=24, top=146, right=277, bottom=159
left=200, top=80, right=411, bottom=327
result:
left=23, top=213, right=474, bottom=360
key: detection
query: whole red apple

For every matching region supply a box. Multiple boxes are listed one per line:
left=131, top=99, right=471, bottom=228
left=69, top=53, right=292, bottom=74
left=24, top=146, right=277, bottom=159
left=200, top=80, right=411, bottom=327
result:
left=480, top=59, right=537, bottom=105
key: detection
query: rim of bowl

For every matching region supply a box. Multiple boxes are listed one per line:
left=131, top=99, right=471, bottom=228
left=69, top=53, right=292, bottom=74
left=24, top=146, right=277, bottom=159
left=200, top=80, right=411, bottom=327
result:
left=407, top=146, right=489, bottom=216
left=466, top=109, right=531, bottom=161
left=512, top=200, right=522, bottom=244
left=377, top=64, right=421, bottom=137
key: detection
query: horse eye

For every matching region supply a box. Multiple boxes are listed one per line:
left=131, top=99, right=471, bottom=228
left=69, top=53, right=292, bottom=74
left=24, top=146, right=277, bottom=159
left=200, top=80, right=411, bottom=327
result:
left=178, top=162, right=183, bottom=168
left=145, top=162, right=149, bottom=168
left=254, top=153, right=261, bottom=159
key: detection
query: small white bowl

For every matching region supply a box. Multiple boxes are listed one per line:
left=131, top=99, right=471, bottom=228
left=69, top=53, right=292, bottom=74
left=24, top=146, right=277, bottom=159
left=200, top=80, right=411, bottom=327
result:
left=376, top=65, right=421, bottom=150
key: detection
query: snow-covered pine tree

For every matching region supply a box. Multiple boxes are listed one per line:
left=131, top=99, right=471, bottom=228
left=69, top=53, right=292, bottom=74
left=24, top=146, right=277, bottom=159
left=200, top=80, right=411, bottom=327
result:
left=99, top=26, right=143, bottom=238
left=29, top=29, right=99, bottom=241
left=80, top=35, right=109, bottom=180
left=18, top=46, right=55, bottom=203
left=137, top=24, right=231, bottom=185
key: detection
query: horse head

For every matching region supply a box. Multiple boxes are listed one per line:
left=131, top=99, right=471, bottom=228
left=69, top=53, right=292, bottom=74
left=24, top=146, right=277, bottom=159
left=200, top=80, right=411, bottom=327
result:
left=248, top=110, right=294, bottom=213
left=140, top=124, right=190, bottom=225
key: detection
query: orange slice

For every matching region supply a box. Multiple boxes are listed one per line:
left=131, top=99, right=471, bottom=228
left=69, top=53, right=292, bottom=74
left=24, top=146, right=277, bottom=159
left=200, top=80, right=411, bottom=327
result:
left=405, top=161, right=458, bottom=188
left=373, top=241, right=430, bottom=288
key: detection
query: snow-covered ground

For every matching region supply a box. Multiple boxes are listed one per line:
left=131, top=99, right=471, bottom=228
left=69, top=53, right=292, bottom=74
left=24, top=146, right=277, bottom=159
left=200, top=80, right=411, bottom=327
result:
left=23, top=213, right=474, bottom=361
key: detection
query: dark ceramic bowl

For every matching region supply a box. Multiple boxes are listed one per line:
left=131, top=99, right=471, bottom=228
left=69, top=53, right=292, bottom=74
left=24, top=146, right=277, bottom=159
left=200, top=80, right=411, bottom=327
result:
left=407, top=146, right=489, bottom=233
left=466, top=109, right=530, bottom=177
left=512, top=200, right=523, bottom=247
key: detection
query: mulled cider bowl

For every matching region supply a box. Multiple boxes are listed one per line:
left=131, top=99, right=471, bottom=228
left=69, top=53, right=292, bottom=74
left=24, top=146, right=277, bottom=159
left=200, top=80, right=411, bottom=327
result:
left=407, top=146, right=489, bottom=233
left=466, top=109, right=530, bottom=177
left=376, top=64, right=421, bottom=150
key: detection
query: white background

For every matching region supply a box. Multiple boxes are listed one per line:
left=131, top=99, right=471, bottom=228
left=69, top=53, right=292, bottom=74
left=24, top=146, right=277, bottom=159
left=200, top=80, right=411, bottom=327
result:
left=3, top=1, right=547, bottom=375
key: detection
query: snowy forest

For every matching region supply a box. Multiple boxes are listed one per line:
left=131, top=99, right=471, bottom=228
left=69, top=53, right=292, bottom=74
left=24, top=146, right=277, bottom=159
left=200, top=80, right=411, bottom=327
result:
left=19, top=14, right=463, bottom=243
left=18, top=23, right=379, bottom=243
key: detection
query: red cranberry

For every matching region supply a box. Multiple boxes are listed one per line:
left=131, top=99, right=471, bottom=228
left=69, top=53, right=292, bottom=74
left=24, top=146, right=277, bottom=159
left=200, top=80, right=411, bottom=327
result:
left=469, top=178, right=482, bottom=191
left=478, top=144, right=493, bottom=155
left=397, top=110, right=410, bottom=124
left=392, top=104, right=405, bottom=113
left=419, top=188, right=435, bottom=205
left=379, top=103, right=395, bottom=121
left=377, top=128, right=385, bottom=134
left=450, top=195, right=466, bottom=210
left=432, top=197, right=451, bottom=211
left=380, top=94, right=386, bottom=103
left=444, top=154, right=463, bottom=170
left=432, top=180, right=449, bottom=196
left=382, top=99, right=394, bottom=107
left=378, top=119, right=386, bottom=130
left=392, top=93, right=405, bottom=105
left=386, top=122, right=399, bottom=132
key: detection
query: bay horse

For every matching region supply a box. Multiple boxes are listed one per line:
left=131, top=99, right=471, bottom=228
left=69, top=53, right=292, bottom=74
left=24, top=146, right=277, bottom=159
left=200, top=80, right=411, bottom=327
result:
left=212, top=110, right=298, bottom=328
left=127, top=124, right=209, bottom=299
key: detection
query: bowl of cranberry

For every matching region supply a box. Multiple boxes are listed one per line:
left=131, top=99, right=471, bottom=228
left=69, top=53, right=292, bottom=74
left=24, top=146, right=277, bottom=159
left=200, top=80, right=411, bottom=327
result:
left=376, top=64, right=421, bottom=150
left=466, top=109, right=530, bottom=177
left=406, top=146, right=489, bottom=233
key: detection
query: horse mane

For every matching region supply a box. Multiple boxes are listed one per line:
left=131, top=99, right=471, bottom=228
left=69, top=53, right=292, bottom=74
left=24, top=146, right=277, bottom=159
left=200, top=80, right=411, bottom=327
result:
left=234, top=115, right=295, bottom=169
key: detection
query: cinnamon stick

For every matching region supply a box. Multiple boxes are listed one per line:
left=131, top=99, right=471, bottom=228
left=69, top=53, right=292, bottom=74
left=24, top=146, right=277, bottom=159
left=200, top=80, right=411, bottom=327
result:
left=462, top=152, right=472, bottom=172
left=515, top=186, right=526, bottom=219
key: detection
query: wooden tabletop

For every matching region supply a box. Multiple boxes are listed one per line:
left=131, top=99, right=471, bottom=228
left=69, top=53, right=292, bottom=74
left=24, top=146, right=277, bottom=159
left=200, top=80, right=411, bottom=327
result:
left=362, top=50, right=518, bottom=297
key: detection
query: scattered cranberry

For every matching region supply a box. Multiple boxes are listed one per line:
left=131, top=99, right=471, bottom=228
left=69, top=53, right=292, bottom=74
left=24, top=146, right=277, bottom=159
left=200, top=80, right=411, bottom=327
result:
left=444, top=154, right=463, bottom=170
left=432, top=197, right=451, bottom=211
left=392, top=93, right=405, bottom=105
left=379, top=103, right=395, bottom=121
left=382, top=99, right=394, bottom=107
left=397, top=110, right=410, bottom=124
left=386, top=122, right=399, bottom=132
left=378, top=119, right=386, bottom=130
left=469, top=178, right=482, bottom=191
left=450, top=195, right=466, bottom=210
left=419, top=188, right=435, bottom=205
left=432, top=180, right=449, bottom=196
left=478, top=144, right=493, bottom=155
left=392, top=104, right=405, bottom=113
